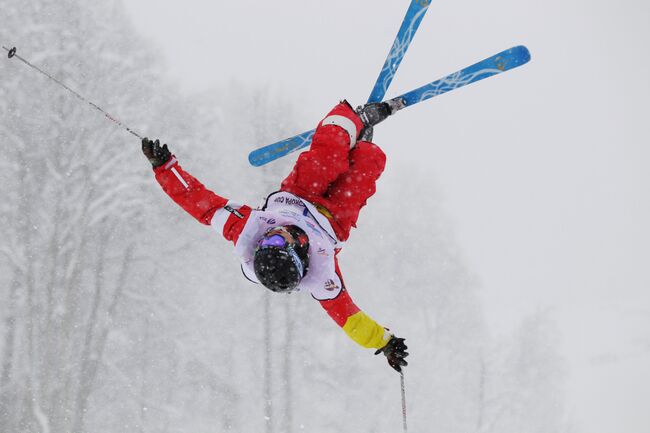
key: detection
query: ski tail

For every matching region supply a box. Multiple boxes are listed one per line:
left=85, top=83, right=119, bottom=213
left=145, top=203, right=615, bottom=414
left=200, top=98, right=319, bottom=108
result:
left=367, top=0, right=431, bottom=103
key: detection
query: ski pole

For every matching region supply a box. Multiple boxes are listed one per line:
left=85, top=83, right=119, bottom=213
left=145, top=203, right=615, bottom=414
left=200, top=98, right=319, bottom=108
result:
left=2, top=45, right=143, bottom=140
left=400, top=371, right=408, bottom=433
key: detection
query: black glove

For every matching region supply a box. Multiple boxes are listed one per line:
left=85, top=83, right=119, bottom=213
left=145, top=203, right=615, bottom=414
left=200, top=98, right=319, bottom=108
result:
left=141, top=137, right=171, bottom=168
left=375, top=335, right=409, bottom=373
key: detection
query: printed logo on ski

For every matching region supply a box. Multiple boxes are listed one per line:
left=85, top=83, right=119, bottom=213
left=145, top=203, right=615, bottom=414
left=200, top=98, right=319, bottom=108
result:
left=495, top=56, right=508, bottom=71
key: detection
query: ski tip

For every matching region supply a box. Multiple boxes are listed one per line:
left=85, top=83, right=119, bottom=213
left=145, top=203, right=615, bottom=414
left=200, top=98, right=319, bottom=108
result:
left=511, top=45, right=531, bottom=65
left=492, top=45, right=531, bottom=72
left=248, top=153, right=265, bottom=167
left=411, top=0, right=432, bottom=10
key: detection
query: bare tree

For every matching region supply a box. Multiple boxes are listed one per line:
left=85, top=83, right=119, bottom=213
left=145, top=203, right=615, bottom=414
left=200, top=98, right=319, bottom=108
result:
left=0, top=1, right=168, bottom=431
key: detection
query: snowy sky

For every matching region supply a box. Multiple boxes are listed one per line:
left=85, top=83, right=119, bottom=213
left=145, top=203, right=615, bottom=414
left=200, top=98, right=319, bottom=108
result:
left=123, top=1, right=650, bottom=432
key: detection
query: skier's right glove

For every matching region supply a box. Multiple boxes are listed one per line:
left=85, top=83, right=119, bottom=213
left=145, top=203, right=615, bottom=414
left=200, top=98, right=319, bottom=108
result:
left=142, top=137, right=171, bottom=168
left=375, top=335, right=409, bottom=373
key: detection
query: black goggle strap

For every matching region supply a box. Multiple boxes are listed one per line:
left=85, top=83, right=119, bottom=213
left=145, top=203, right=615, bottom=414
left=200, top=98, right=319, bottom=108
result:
left=286, top=247, right=304, bottom=278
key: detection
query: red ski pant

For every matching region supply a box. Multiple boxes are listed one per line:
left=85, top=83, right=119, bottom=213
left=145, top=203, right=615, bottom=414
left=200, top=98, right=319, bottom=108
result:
left=280, top=126, right=386, bottom=242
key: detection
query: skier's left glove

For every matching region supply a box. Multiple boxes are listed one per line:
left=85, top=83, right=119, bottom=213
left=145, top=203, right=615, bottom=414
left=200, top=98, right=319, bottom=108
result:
left=142, top=137, right=172, bottom=168
left=375, top=335, right=409, bottom=373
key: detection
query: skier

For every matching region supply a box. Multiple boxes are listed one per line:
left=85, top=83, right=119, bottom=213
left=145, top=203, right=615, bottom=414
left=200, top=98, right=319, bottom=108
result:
left=142, top=101, right=408, bottom=372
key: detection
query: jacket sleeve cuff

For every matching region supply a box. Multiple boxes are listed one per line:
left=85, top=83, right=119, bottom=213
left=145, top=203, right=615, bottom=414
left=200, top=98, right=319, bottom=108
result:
left=342, top=312, right=392, bottom=349
left=153, top=156, right=178, bottom=173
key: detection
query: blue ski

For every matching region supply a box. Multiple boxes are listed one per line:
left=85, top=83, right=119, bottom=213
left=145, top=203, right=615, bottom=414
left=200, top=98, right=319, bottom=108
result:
left=249, top=0, right=430, bottom=167
left=248, top=129, right=315, bottom=167
left=249, top=45, right=531, bottom=167
left=367, top=0, right=431, bottom=103
left=387, top=45, right=531, bottom=112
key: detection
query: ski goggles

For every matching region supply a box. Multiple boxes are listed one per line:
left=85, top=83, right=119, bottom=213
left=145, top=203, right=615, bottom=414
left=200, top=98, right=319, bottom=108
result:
left=257, top=227, right=296, bottom=249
